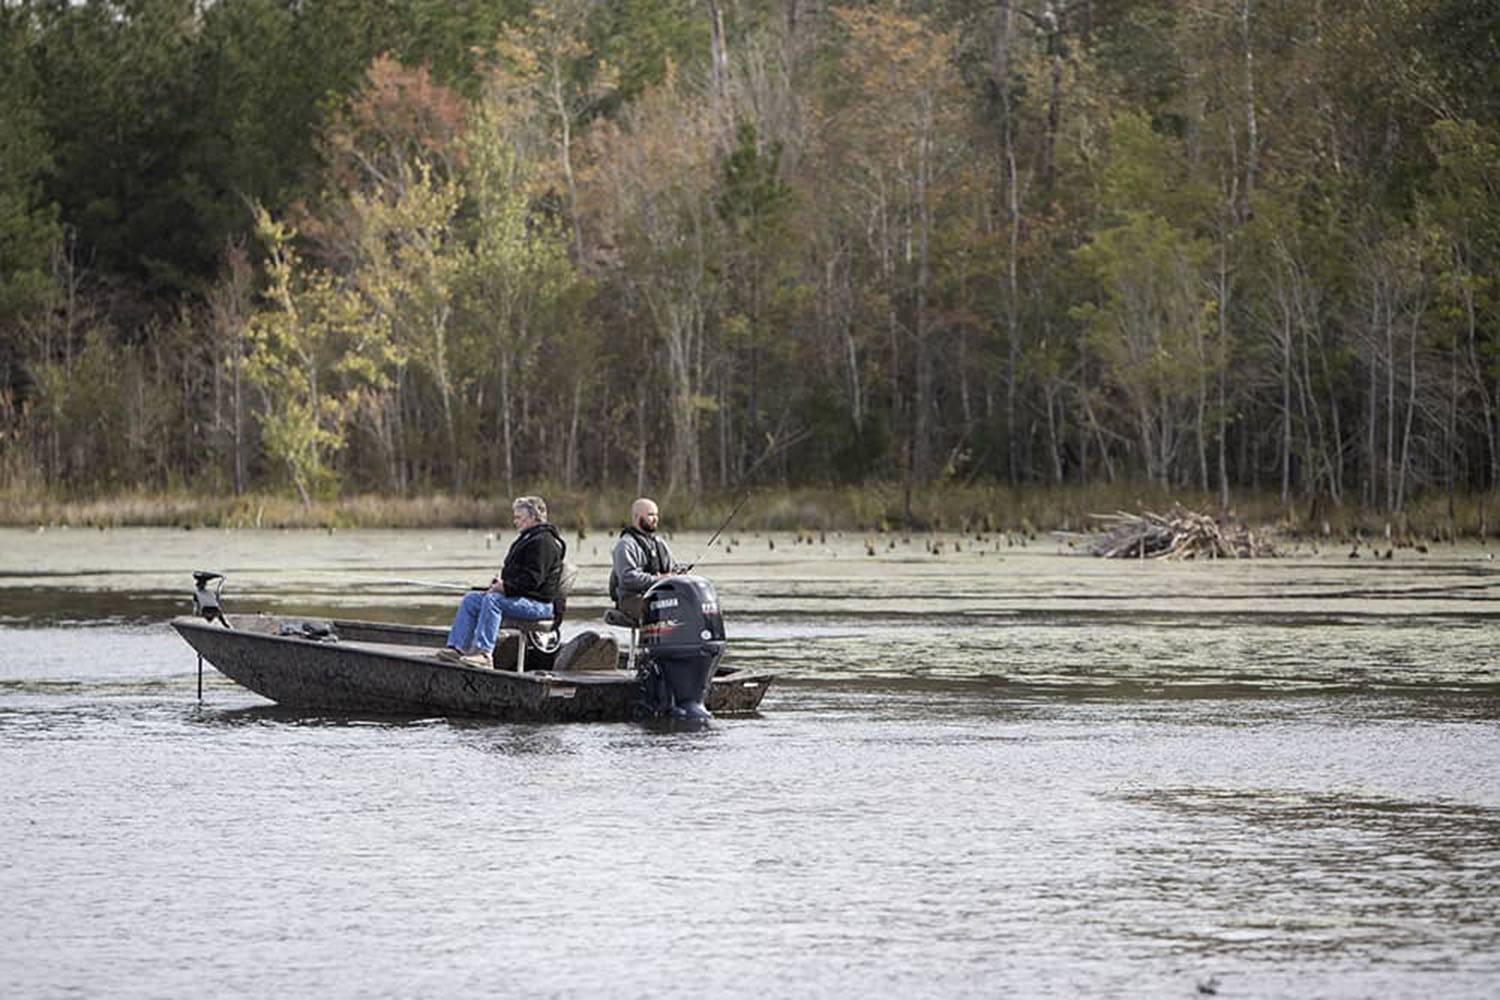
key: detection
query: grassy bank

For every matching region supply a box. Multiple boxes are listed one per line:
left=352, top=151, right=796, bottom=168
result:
left=1, top=483, right=1494, bottom=541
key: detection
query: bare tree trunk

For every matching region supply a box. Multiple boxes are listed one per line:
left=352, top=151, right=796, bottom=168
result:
left=231, top=345, right=243, bottom=496
left=1079, top=363, right=1092, bottom=484
left=1042, top=15, right=1062, bottom=201
left=1365, top=348, right=1377, bottom=507
left=1296, top=296, right=1333, bottom=499
left=565, top=376, right=582, bottom=490
left=843, top=318, right=863, bottom=431
left=718, top=372, right=730, bottom=488
left=912, top=107, right=934, bottom=482
left=1044, top=377, right=1064, bottom=482
left=1395, top=290, right=1423, bottom=513
left=690, top=305, right=705, bottom=495
left=634, top=376, right=648, bottom=496
left=1458, top=248, right=1499, bottom=487
left=211, top=243, right=252, bottom=497
left=1325, top=362, right=1343, bottom=504
left=994, top=1, right=1022, bottom=485
left=305, top=347, right=321, bottom=509
left=878, top=184, right=904, bottom=454
left=706, top=0, right=730, bottom=142
left=440, top=378, right=459, bottom=494
left=1280, top=306, right=1292, bottom=505
left=1240, top=0, right=1259, bottom=222
left=1195, top=301, right=1210, bottom=491
left=1082, top=388, right=1116, bottom=483
left=1385, top=285, right=1396, bottom=512
left=1365, top=293, right=1380, bottom=508
left=1449, top=327, right=1460, bottom=530
left=1215, top=242, right=1231, bottom=508
left=548, top=48, right=585, bottom=263
left=394, top=367, right=410, bottom=494
left=500, top=352, right=514, bottom=496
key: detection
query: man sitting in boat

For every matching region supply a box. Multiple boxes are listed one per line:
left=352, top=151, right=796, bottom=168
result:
left=438, top=495, right=565, bottom=668
left=608, top=496, right=684, bottom=620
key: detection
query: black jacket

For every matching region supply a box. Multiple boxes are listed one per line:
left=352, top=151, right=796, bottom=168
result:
left=501, top=523, right=566, bottom=602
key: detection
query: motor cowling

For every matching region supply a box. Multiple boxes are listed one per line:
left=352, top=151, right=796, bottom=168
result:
left=192, top=570, right=226, bottom=624
left=637, top=575, right=725, bottom=721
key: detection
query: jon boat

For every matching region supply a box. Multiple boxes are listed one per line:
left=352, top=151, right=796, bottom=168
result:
left=172, top=574, right=774, bottom=723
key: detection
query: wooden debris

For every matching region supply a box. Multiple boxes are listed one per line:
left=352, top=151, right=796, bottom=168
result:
left=1088, top=505, right=1276, bottom=559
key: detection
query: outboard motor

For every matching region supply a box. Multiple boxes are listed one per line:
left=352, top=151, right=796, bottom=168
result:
left=636, top=575, right=725, bottom=722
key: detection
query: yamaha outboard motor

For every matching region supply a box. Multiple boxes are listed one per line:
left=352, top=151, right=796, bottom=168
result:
left=636, top=575, right=725, bottom=722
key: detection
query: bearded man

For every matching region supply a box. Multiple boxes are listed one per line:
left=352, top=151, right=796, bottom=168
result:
left=608, top=497, right=684, bottom=619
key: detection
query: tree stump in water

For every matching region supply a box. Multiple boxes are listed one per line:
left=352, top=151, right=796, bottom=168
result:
left=1089, top=505, right=1276, bottom=559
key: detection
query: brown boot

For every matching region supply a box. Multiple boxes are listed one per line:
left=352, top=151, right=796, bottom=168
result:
left=459, top=649, right=494, bottom=669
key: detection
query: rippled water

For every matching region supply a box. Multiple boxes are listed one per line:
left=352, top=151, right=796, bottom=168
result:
left=2, top=527, right=1498, bottom=997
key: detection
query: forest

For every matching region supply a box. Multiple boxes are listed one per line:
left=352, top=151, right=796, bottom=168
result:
left=1, top=0, right=1497, bottom=524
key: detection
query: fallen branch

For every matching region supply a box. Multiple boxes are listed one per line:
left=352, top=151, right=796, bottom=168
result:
left=1088, top=504, right=1276, bottom=559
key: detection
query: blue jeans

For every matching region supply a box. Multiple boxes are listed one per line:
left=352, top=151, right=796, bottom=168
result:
left=445, top=590, right=553, bottom=652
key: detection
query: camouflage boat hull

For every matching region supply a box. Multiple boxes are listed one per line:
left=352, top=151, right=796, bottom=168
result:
left=171, top=614, right=773, bottom=722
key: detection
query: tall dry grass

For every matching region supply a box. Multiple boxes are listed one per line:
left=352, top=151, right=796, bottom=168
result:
left=2, top=482, right=1495, bottom=540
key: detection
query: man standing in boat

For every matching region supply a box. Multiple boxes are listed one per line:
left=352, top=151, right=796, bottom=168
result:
left=439, top=495, right=565, bottom=668
left=609, top=497, right=684, bottom=620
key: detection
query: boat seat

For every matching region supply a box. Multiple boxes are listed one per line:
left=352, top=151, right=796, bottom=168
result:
left=552, top=630, right=621, bottom=672
left=500, top=617, right=555, bottom=673
left=603, top=608, right=642, bottom=672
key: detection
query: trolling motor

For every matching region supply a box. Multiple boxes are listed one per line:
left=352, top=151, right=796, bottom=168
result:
left=635, top=575, right=726, bottom=722
left=192, top=570, right=229, bottom=626
left=190, top=570, right=230, bottom=703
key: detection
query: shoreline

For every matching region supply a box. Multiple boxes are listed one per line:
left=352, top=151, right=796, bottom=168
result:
left=1, top=484, right=1494, bottom=542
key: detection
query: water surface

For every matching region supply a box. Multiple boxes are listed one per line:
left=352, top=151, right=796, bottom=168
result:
left=2, top=527, right=1497, bottom=997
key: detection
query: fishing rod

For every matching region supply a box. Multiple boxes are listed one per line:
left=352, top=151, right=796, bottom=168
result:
left=387, top=577, right=484, bottom=591
left=683, top=491, right=751, bottom=571
left=676, top=428, right=805, bottom=573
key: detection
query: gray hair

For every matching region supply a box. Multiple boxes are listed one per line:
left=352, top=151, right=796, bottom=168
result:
left=512, top=495, right=548, bottom=521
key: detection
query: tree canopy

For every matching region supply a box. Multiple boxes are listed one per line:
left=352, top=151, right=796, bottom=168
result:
left=3, top=0, right=1499, bottom=514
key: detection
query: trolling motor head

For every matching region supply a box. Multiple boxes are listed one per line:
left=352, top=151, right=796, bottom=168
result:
left=636, top=575, right=726, bottom=722
left=192, top=571, right=227, bottom=625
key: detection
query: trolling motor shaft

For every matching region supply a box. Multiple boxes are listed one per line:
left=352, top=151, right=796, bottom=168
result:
left=191, top=571, right=229, bottom=703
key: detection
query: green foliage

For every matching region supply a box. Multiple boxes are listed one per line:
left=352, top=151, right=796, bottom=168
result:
left=345, top=161, right=461, bottom=388
left=0, top=7, right=59, bottom=327
left=242, top=209, right=377, bottom=505
left=588, top=0, right=706, bottom=110
left=1073, top=208, right=1215, bottom=482
left=1414, top=0, right=1500, bottom=120
left=1094, top=111, right=1215, bottom=230
left=1424, top=118, right=1500, bottom=379
left=456, top=92, right=587, bottom=475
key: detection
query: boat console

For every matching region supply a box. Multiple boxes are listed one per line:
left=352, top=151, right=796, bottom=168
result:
left=636, top=574, right=726, bottom=722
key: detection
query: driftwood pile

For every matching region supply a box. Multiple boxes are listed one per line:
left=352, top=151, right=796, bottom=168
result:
left=1089, top=505, right=1277, bottom=559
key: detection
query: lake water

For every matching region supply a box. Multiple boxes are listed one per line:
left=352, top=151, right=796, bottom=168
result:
left=2, top=526, right=1498, bottom=998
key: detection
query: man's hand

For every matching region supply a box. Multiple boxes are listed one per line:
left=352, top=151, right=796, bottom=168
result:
left=488, top=578, right=505, bottom=594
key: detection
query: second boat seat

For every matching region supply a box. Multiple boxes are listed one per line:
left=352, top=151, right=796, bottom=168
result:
left=603, top=608, right=642, bottom=672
